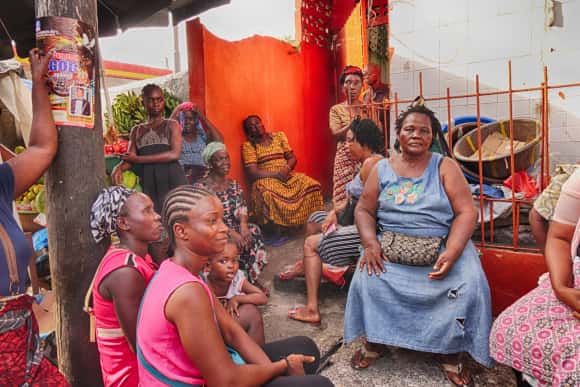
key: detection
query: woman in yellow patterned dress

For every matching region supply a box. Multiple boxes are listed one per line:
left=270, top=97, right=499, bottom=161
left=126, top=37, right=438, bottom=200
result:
left=242, top=115, right=323, bottom=238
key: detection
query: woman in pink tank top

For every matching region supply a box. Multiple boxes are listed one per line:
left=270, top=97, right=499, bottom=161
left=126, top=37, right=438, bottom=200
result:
left=89, top=186, right=163, bottom=386
left=137, top=186, right=334, bottom=386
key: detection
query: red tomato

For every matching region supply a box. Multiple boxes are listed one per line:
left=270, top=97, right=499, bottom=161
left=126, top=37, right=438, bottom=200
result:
left=105, top=144, right=114, bottom=154
left=112, top=143, right=121, bottom=153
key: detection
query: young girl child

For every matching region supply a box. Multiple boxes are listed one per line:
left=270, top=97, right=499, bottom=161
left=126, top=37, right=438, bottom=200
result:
left=89, top=186, right=162, bottom=386
left=137, top=185, right=334, bottom=387
left=206, top=239, right=268, bottom=345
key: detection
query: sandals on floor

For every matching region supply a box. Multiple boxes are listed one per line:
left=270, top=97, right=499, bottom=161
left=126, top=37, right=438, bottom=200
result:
left=440, top=362, right=474, bottom=387
left=350, top=342, right=387, bottom=370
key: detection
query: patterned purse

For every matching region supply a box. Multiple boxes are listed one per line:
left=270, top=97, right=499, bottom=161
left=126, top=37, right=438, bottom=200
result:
left=380, top=230, right=443, bottom=266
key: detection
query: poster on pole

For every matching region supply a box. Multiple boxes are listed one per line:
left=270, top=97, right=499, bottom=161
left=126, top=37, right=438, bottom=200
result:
left=35, top=16, right=96, bottom=129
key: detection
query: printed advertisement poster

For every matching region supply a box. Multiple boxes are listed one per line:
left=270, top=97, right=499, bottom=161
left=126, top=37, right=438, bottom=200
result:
left=36, top=16, right=96, bottom=128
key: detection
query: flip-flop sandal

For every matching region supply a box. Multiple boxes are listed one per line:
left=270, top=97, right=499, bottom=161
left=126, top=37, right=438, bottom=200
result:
left=278, top=261, right=304, bottom=280
left=350, top=343, right=386, bottom=370
left=440, top=362, right=474, bottom=387
left=287, top=306, right=321, bottom=325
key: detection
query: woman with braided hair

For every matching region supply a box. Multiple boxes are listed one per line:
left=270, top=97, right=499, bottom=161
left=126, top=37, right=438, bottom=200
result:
left=89, top=186, right=162, bottom=386
left=137, top=186, right=333, bottom=387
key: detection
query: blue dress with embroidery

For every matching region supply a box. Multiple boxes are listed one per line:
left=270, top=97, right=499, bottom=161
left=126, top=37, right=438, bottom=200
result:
left=343, top=153, right=493, bottom=367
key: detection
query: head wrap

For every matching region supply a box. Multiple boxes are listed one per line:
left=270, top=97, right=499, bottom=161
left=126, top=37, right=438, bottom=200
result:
left=343, top=65, right=363, bottom=76
left=172, top=102, right=201, bottom=134
left=90, top=186, right=136, bottom=243
left=202, top=141, right=226, bottom=166
left=339, top=65, right=363, bottom=84
left=174, top=101, right=197, bottom=113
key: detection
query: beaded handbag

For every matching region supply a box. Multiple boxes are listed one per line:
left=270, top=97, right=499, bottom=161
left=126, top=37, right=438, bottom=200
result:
left=380, top=230, right=443, bottom=266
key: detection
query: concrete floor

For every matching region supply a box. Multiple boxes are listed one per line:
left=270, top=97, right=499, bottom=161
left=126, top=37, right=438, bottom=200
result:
left=259, top=236, right=517, bottom=387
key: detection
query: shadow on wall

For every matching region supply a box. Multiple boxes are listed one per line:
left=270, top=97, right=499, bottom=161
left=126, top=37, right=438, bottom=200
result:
left=389, top=56, right=580, bottom=168
left=187, top=19, right=336, bottom=196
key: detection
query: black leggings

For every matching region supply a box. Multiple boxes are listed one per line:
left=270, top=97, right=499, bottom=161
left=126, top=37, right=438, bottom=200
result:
left=262, top=336, right=334, bottom=387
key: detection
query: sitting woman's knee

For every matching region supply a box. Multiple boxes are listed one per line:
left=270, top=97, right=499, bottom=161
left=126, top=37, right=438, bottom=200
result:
left=304, top=234, right=321, bottom=257
left=305, top=222, right=322, bottom=236
left=238, top=304, right=263, bottom=328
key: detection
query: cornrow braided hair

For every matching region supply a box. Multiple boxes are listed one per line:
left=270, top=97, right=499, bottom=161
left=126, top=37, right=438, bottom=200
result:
left=161, top=185, right=215, bottom=247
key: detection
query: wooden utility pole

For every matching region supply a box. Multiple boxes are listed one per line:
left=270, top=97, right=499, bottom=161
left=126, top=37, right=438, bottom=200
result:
left=35, top=1, right=105, bottom=385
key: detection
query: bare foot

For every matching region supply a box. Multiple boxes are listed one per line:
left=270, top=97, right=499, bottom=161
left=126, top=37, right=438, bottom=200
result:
left=278, top=261, right=305, bottom=280
left=288, top=306, right=321, bottom=325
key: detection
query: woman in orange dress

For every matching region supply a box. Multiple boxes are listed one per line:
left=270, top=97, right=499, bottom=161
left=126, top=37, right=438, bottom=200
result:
left=241, top=116, right=323, bottom=239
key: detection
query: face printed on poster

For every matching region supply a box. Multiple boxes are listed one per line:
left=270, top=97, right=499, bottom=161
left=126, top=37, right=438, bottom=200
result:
left=36, top=16, right=96, bottom=128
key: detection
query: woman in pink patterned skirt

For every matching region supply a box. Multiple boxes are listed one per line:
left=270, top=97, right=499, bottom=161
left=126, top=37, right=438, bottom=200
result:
left=490, top=168, right=580, bottom=386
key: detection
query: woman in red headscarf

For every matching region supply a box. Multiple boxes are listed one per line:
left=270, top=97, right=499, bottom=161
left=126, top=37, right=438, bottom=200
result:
left=329, top=66, right=367, bottom=209
left=170, top=102, right=224, bottom=184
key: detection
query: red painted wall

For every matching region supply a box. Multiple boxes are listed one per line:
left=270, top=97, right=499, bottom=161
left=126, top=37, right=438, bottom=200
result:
left=187, top=20, right=335, bottom=196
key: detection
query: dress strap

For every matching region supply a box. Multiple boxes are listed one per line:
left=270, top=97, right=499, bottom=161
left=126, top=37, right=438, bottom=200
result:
left=83, top=250, right=134, bottom=342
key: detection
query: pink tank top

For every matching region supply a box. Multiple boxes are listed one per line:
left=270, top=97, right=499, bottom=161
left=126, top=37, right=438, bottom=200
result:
left=93, top=247, right=157, bottom=387
left=137, top=259, right=215, bottom=386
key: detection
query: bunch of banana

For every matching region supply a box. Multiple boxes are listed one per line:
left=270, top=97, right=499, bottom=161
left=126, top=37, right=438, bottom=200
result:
left=110, top=91, right=147, bottom=134
left=163, top=89, right=181, bottom=116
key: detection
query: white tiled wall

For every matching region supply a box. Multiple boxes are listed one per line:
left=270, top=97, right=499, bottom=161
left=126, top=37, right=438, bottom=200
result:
left=389, top=0, right=580, bottom=165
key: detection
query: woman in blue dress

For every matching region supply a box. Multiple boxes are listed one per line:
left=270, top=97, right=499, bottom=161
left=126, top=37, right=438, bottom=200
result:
left=171, top=102, right=224, bottom=184
left=345, top=104, right=493, bottom=386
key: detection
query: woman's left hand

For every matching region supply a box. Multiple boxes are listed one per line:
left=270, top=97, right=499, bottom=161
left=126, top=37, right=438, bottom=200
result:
left=428, top=250, right=457, bottom=280
left=120, top=151, right=138, bottom=163
left=277, top=166, right=291, bottom=182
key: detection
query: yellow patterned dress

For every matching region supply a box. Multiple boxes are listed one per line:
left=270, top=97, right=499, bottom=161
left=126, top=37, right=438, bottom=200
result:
left=242, top=132, right=323, bottom=226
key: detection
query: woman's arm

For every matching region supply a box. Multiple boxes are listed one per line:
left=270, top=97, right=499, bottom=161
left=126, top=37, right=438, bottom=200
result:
left=166, top=283, right=287, bottom=386
left=122, top=120, right=182, bottom=164
left=8, top=49, right=57, bottom=198
left=329, top=106, right=350, bottom=140
left=200, top=114, right=224, bottom=142
left=546, top=221, right=575, bottom=291
left=244, top=164, right=283, bottom=181
left=360, top=156, right=383, bottom=182
left=236, top=281, right=268, bottom=305
left=112, top=129, right=137, bottom=184
left=101, top=267, right=146, bottom=351
left=354, top=165, right=384, bottom=275
left=284, top=151, right=297, bottom=170
left=242, top=142, right=280, bottom=181
left=430, top=157, right=477, bottom=279
left=545, top=221, right=579, bottom=315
